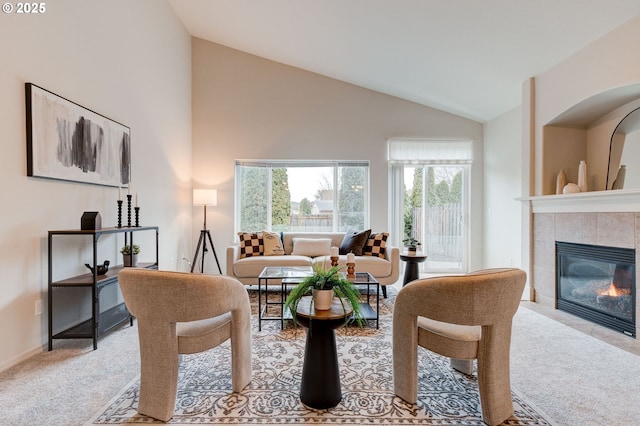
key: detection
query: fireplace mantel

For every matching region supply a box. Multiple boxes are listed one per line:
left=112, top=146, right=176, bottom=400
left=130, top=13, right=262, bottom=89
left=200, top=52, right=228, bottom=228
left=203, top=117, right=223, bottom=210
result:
left=519, top=189, right=640, bottom=214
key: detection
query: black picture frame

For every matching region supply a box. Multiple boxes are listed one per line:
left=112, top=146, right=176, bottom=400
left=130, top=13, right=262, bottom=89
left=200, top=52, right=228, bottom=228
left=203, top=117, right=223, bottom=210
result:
left=25, top=83, right=131, bottom=188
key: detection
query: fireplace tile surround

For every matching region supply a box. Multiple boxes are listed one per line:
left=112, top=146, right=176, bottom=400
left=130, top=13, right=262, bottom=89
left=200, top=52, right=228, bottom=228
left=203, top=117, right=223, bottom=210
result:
left=532, top=210, right=640, bottom=338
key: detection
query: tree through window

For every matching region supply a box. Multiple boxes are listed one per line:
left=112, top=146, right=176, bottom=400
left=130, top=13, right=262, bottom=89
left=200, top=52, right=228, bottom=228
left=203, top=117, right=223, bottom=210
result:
left=235, top=160, right=369, bottom=233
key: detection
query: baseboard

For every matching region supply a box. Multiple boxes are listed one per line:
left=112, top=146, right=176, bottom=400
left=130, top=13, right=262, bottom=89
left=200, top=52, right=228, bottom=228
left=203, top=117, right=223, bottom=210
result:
left=0, top=343, right=46, bottom=374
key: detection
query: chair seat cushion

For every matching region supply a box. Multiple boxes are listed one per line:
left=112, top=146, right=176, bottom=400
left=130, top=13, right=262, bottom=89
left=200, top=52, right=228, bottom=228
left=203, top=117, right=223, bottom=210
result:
left=417, top=317, right=481, bottom=342
left=177, top=312, right=232, bottom=354
left=417, top=317, right=480, bottom=359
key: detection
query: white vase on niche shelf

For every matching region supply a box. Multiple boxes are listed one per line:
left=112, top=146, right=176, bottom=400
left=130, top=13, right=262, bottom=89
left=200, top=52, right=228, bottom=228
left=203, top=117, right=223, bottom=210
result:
left=577, top=160, right=587, bottom=192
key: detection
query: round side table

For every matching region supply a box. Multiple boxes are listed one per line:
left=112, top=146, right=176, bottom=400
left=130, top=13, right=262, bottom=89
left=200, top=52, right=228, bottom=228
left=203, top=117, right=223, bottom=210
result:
left=294, top=296, right=352, bottom=409
left=400, top=253, right=428, bottom=286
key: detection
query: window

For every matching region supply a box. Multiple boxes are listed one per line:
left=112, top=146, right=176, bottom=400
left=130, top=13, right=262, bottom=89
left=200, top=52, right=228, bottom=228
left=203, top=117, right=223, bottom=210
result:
left=388, top=139, right=472, bottom=273
left=235, top=160, right=369, bottom=233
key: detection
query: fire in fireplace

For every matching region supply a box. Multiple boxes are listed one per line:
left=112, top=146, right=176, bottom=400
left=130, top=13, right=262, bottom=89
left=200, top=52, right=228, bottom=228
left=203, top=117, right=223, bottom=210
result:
left=556, top=241, right=636, bottom=337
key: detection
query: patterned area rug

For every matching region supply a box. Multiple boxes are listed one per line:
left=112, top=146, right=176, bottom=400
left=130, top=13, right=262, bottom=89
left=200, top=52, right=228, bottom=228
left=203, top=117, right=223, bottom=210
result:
left=89, top=308, right=552, bottom=425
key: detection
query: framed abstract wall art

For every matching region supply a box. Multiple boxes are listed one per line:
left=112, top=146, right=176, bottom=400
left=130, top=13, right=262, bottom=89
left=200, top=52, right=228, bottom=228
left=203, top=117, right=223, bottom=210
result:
left=25, top=83, right=130, bottom=188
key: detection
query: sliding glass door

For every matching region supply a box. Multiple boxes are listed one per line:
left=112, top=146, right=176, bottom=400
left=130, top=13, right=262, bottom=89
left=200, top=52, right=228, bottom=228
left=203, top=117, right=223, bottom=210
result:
left=388, top=139, right=472, bottom=274
left=401, top=165, right=467, bottom=272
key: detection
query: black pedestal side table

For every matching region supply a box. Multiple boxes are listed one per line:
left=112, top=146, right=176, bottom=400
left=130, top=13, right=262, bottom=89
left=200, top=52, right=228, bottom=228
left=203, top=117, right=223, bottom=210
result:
left=400, top=253, right=428, bottom=286
left=294, top=296, right=352, bottom=409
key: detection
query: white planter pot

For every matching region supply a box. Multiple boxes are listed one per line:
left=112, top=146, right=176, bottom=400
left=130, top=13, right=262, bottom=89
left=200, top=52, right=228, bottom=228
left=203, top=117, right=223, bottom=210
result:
left=312, top=289, right=334, bottom=310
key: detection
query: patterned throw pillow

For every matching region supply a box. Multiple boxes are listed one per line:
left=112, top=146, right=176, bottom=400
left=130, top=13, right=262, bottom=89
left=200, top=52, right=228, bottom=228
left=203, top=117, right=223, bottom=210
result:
left=364, top=232, right=389, bottom=257
left=262, top=230, right=285, bottom=256
left=238, top=232, right=264, bottom=258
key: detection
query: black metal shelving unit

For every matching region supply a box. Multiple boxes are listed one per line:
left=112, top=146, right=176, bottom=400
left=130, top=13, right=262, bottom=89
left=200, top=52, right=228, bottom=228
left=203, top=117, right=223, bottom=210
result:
left=48, top=226, right=159, bottom=350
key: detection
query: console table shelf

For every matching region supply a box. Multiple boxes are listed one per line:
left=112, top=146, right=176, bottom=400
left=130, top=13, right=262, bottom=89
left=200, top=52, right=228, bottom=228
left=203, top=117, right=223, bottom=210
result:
left=48, top=226, right=159, bottom=350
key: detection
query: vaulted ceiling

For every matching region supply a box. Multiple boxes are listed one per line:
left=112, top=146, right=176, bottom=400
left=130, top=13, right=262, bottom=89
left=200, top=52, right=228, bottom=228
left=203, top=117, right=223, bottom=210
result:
left=169, top=0, right=640, bottom=122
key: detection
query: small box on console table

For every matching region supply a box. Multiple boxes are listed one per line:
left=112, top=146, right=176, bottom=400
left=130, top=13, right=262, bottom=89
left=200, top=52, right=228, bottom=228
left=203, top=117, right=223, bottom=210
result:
left=81, top=211, right=102, bottom=230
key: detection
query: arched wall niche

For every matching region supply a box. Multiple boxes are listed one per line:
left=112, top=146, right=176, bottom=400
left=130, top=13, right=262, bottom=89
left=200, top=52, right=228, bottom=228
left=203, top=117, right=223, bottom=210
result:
left=541, top=83, right=640, bottom=195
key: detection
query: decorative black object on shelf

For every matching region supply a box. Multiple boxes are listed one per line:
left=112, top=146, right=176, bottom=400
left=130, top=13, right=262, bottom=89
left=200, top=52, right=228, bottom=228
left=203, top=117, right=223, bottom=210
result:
left=81, top=211, right=102, bottom=230
left=127, top=194, right=132, bottom=227
left=135, top=206, right=140, bottom=227
left=117, top=199, right=123, bottom=228
left=85, top=260, right=110, bottom=276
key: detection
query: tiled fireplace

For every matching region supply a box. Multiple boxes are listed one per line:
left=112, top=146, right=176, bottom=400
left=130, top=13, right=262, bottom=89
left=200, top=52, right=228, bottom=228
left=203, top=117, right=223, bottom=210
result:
left=531, top=201, right=640, bottom=339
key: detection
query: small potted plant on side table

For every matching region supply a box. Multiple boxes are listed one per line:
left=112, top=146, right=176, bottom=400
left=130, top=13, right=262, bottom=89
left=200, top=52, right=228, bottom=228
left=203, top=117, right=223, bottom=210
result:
left=284, top=265, right=365, bottom=328
left=402, top=237, right=421, bottom=254
left=120, top=244, right=140, bottom=267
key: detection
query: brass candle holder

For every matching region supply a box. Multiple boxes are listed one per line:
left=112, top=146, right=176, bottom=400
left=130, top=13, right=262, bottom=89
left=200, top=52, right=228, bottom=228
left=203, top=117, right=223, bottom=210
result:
left=330, top=256, right=339, bottom=267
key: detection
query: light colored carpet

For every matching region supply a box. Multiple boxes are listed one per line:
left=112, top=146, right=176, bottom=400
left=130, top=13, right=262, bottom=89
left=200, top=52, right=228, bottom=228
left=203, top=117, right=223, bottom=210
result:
left=0, top=295, right=638, bottom=425
left=510, top=307, right=640, bottom=426
left=87, top=315, right=551, bottom=425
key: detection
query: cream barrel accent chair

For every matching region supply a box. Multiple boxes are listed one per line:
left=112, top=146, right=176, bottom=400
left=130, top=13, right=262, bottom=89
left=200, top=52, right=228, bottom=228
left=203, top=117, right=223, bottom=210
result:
left=392, top=268, right=526, bottom=426
left=118, top=269, right=252, bottom=422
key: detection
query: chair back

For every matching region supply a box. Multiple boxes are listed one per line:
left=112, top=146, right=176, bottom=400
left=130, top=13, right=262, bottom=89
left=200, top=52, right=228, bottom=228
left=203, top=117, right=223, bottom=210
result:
left=118, top=269, right=250, bottom=324
left=395, top=268, right=526, bottom=326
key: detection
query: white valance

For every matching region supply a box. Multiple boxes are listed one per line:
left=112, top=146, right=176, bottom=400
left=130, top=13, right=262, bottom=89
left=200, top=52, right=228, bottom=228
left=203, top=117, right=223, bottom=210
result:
left=387, top=139, right=473, bottom=164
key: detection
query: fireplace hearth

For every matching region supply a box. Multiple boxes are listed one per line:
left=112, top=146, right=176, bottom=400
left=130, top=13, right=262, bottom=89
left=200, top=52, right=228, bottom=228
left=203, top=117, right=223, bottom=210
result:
left=556, top=241, right=636, bottom=337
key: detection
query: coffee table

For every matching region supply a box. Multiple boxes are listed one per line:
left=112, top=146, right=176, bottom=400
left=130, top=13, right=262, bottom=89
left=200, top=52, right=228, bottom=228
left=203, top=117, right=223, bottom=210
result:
left=347, top=272, right=380, bottom=329
left=257, top=267, right=380, bottom=330
left=257, top=266, right=313, bottom=331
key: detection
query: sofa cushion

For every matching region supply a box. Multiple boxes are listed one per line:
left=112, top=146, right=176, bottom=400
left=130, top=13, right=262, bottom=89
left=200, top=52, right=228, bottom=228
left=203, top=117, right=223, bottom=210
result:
left=291, top=238, right=332, bottom=257
left=262, top=230, right=285, bottom=256
left=364, top=232, right=389, bottom=258
left=238, top=232, right=264, bottom=258
left=233, top=255, right=313, bottom=278
left=339, top=229, right=371, bottom=255
left=282, top=232, right=344, bottom=255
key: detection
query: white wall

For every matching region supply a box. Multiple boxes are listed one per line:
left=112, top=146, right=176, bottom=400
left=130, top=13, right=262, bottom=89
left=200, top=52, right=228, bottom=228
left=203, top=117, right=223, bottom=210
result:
left=0, top=0, right=193, bottom=370
left=190, top=39, right=485, bottom=274
left=483, top=106, right=523, bottom=270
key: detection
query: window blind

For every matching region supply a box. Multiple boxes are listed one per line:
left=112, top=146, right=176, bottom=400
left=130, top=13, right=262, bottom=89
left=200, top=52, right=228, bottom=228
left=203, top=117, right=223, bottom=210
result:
left=387, top=139, right=473, bottom=164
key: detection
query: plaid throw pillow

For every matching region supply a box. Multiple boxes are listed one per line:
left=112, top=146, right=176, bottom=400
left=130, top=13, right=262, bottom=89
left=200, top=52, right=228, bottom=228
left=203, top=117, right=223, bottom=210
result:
left=364, top=232, right=389, bottom=258
left=238, top=232, right=264, bottom=258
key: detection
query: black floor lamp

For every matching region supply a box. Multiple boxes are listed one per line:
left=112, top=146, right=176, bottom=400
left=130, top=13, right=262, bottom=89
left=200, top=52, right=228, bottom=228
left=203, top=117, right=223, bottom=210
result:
left=191, top=188, right=222, bottom=274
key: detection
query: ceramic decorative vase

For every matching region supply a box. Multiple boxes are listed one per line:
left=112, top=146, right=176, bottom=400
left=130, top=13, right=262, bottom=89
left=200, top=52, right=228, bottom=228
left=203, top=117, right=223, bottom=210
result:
left=312, top=289, right=334, bottom=310
left=556, top=169, right=567, bottom=194
left=563, top=183, right=580, bottom=194
left=578, top=160, right=588, bottom=192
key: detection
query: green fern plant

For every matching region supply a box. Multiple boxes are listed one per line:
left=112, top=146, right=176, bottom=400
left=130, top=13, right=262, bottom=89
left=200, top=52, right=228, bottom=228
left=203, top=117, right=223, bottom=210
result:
left=284, top=264, right=364, bottom=328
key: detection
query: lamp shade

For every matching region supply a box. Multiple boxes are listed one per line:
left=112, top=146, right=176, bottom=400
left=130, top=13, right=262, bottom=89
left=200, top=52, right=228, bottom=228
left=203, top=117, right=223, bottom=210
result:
left=193, top=189, right=217, bottom=206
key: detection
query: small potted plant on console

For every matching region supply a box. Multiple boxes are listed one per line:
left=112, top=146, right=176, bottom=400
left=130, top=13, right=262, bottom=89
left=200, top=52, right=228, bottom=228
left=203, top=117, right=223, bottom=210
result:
left=120, top=244, right=140, bottom=267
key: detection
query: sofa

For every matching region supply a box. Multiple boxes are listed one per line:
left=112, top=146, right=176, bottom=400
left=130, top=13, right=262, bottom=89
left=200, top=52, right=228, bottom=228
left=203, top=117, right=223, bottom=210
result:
left=226, top=231, right=400, bottom=297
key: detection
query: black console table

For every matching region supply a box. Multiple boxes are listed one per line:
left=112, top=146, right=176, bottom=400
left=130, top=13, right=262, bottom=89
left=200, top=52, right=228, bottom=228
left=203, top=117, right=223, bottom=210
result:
left=48, top=226, right=158, bottom=350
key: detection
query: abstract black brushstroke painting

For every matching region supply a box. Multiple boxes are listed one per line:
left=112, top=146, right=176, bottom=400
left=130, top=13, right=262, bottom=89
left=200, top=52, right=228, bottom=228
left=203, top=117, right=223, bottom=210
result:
left=26, top=83, right=130, bottom=188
